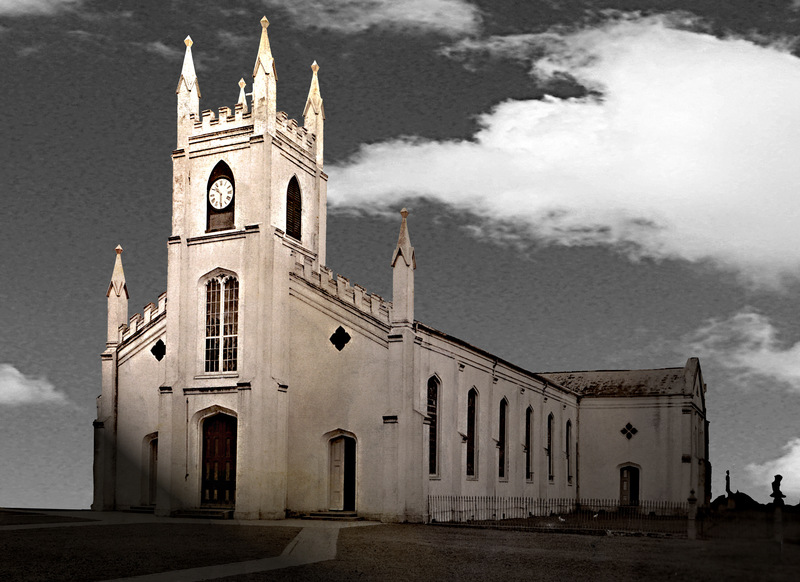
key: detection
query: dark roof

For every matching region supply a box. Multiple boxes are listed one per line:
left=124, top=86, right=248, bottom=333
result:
left=539, top=367, right=689, bottom=396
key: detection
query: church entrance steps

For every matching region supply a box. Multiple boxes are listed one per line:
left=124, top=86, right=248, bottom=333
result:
left=301, top=511, right=363, bottom=521
left=172, top=508, right=234, bottom=520
left=124, top=505, right=155, bottom=514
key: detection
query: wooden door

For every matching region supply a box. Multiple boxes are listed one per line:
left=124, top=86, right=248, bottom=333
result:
left=202, top=414, right=236, bottom=507
left=620, top=466, right=640, bottom=506
left=329, top=437, right=345, bottom=510
left=148, top=438, right=158, bottom=505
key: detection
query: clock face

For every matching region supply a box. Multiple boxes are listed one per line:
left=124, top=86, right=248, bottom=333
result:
left=209, top=178, right=233, bottom=210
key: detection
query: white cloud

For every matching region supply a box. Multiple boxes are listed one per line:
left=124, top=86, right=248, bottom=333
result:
left=329, top=15, right=800, bottom=286
left=685, top=310, right=800, bottom=389
left=0, top=0, right=80, bottom=16
left=0, top=364, right=69, bottom=406
left=142, top=40, right=184, bottom=61
left=745, top=438, right=800, bottom=502
left=265, top=0, right=480, bottom=36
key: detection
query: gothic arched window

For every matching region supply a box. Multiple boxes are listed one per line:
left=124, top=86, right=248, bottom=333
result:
left=207, top=161, right=235, bottom=232
left=286, top=176, right=302, bottom=241
left=525, top=407, right=533, bottom=481
left=498, top=398, right=508, bottom=479
left=547, top=413, right=554, bottom=481
left=566, top=420, right=573, bottom=484
left=205, top=275, right=239, bottom=372
left=467, top=388, right=478, bottom=477
left=427, top=376, right=439, bottom=476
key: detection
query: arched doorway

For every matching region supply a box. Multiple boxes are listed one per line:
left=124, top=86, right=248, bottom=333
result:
left=148, top=437, right=158, bottom=505
left=201, top=414, right=237, bottom=507
left=620, top=466, right=640, bottom=506
left=329, top=435, right=356, bottom=511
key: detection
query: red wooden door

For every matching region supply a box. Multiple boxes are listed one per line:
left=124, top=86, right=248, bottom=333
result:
left=202, top=414, right=236, bottom=507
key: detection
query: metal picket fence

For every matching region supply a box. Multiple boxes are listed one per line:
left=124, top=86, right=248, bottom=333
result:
left=427, top=495, right=689, bottom=536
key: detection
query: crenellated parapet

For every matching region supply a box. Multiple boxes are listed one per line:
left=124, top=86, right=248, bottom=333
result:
left=290, top=250, right=391, bottom=324
left=275, top=111, right=317, bottom=155
left=191, top=103, right=252, bottom=135
left=119, top=291, right=167, bottom=344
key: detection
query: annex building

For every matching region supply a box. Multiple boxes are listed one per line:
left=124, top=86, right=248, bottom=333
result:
left=93, top=18, right=710, bottom=521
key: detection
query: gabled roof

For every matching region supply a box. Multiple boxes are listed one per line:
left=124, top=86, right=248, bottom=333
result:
left=540, top=366, right=691, bottom=397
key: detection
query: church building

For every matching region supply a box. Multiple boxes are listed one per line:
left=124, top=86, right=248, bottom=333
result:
left=93, top=18, right=710, bottom=521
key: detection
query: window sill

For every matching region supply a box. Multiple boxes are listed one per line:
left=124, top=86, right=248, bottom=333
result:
left=429, top=475, right=441, bottom=481
left=195, top=372, right=239, bottom=380
left=466, top=476, right=478, bottom=482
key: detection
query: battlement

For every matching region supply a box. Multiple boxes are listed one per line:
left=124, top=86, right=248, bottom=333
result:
left=275, top=111, right=317, bottom=154
left=191, top=102, right=252, bottom=135
left=119, top=291, right=167, bottom=344
left=290, top=250, right=391, bottom=324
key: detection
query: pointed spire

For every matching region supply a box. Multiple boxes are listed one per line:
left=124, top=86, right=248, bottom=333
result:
left=237, top=78, right=248, bottom=113
left=176, top=36, right=201, bottom=96
left=252, top=16, right=277, bottom=79
left=391, top=209, right=416, bottom=269
left=107, top=245, right=129, bottom=298
left=303, top=61, right=325, bottom=118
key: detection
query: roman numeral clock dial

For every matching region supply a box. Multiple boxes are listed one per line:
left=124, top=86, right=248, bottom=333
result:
left=209, top=178, right=233, bottom=210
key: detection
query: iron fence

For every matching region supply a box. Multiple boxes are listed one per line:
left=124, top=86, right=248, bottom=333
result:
left=427, top=495, right=689, bottom=536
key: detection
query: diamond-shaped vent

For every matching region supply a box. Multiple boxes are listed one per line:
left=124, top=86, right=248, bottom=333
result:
left=329, top=326, right=351, bottom=351
left=620, top=423, right=638, bottom=440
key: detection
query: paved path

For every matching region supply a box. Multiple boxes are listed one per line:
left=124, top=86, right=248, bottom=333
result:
left=102, top=526, right=341, bottom=582
left=1, top=509, right=379, bottom=581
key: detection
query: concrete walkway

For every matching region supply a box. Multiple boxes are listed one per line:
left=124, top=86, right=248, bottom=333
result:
left=1, top=509, right=380, bottom=581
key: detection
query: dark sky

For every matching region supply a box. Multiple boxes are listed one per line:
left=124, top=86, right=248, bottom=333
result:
left=2, top=0, right=800, bottom=508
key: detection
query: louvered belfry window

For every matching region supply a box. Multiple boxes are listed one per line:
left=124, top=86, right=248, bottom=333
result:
left=205, top=276, right=239, bottom=373
left=286, top=177, right=302, bottom=241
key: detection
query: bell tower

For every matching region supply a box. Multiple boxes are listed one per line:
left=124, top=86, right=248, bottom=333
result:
left=158, top=17, right=327, bottom=519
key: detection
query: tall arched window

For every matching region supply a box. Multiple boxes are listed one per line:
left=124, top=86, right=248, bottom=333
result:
left=525, top=407, right=533, bottom=481
left=498, top=399, right=508, bottom=479
left=286, top=176, right=302, bottom=241
left=547, top=413, right=554, bottom=481
left=566, top=420, right=573, bottom=484
left=427, top=376, right=439, bottom=476
left=205, top=275, right=239, bottom=372
left=466, top=388, right=477, bottom=477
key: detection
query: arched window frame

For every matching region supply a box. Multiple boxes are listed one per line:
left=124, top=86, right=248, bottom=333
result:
left=547, top=413, right=554, bottom=482
left=466, top=388, right=478, bottom=478
left=286, top=176, right=302, bottom=241
left=498, top=398, right=508, bottom=480
left=206, top=161, right=235, bottom=232
left=525, top=406, right=533, bottom=482
left=566, top=419, right=573, bottom=485
left=202, top=272, right=239, bottom=374
left=427, top=376, right=440, bottom=477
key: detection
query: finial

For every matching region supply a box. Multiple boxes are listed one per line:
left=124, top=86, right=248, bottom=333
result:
left=177, top=34, right=200, bottom=96
left=253, top=15, right=276, bottom=79
left=107, top=243, right=128, bottom=299
left=391, top=208, right=416, bottom=269
left=238, top=78, right=246, bottom=89
left=311, top=60, right=319, bottom=73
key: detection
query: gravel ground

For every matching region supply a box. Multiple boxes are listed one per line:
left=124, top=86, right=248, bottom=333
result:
left=1, top=514, right=797, bottom=582
left=220, top=524, right=800, bottom=582
left=0, top=522, right=300, bottom=582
